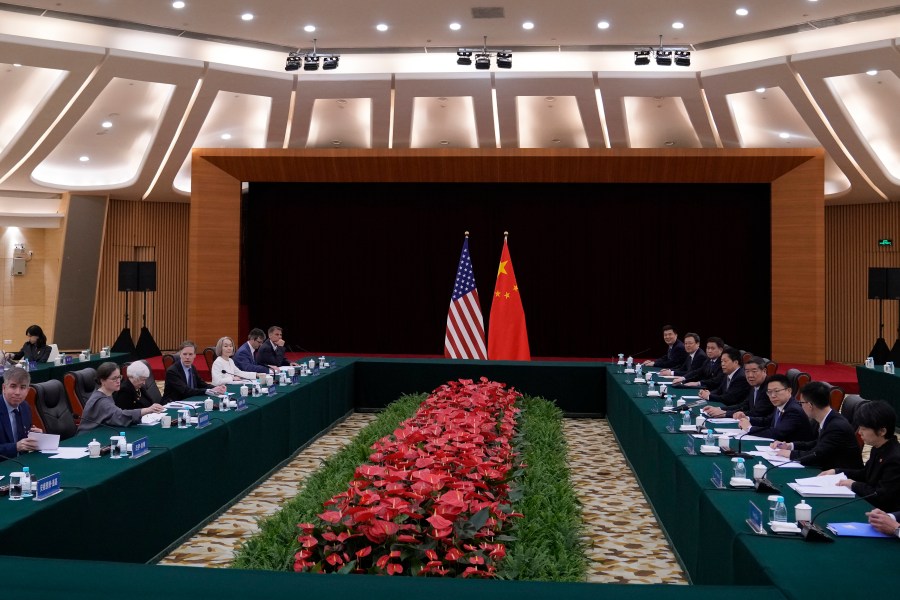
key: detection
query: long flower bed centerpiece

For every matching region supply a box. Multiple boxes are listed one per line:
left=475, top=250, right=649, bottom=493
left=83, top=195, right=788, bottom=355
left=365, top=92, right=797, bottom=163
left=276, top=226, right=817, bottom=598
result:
left=294, top=378, right=523, bottom=577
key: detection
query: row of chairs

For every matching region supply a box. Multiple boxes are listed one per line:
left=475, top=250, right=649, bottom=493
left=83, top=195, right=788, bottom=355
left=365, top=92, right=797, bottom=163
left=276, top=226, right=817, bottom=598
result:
left=161, top=347, right=216, bottom=372
left=24, top=361, right=164, bottom=441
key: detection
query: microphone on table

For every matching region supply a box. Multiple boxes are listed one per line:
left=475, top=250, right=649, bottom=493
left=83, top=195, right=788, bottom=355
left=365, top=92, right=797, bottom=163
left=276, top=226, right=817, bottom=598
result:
left=753, top=456, right=805, bottom=494
left=0, top=454, right=26, bottom=468
left=721, top=431, right=755, bottom=460
left=800, top=491, right=877, bottom=543
left=221, top=370, right=260, bottom=383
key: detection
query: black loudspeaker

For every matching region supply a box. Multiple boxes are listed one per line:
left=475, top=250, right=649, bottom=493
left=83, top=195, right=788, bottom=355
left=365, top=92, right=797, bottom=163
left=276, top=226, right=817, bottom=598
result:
left=887, top=268, right=900, bottom=299
left=118, top=261, right=139, bottom=291
left=868, top=267, right=887, bottom=299
left=137, top=261, right=157, bottom=292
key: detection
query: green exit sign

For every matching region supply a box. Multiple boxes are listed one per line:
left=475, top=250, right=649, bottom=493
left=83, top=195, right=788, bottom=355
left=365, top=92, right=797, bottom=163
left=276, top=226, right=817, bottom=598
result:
left=878, top=239, right=893, bottom=246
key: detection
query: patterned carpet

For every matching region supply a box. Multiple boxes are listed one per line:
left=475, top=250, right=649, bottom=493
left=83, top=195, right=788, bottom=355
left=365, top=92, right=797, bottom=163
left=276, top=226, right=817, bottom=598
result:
left=159, top=415, right=686, bottom=584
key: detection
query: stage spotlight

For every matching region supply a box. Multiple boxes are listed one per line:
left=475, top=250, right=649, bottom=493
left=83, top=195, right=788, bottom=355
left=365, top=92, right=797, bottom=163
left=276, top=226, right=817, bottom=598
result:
left=674, top=50, right=691, bottom=66
left=457, top=49, right=472, bottom=66
left=285, top=52, right=302, bottom=71
left=304, top=55, right=320, bottom=71
left=323, top=55, right=339, bottom=70
left=634, top=50, right=650, bottom=66
left=475, top=53, right=491, bottom=69
left=655, top=49, right=672, bottom=66
left=496, top=52, right=512, bottom=69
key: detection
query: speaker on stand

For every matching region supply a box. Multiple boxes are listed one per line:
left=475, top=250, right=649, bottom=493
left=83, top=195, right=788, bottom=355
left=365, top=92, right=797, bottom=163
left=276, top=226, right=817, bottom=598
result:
left=111, top=261, right=138, bottom=356
left=134, top=261, right=161, bottom=358
left=887, top=269, right=900, bottom=364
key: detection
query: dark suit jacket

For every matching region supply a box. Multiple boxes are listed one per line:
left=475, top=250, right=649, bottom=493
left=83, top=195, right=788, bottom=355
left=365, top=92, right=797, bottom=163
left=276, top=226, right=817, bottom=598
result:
left=684, top=357, right=723, bottom=389
left=708, top=368, right=750, bottom=407
left=748, top=397, right=815, bottom=442
left=674, top=349, right=707, bottom=376
left=163, top=361, right=212, bottom=402
left=844, top=437, right=900, bottom=512
left=256, top=340, right=289, bottom=367
left=652, top=340, right=688, bottom=369
left=114, top=377, right=151, bottom=410
left=725, top=385, right=774, bottom=418
left=11, top=342, right=51, bottom=363
left=233, top=342, right=269, bottom=374
left=0, top=397, right=33, bottom=458
left=789, top=410, right=863, bottom=470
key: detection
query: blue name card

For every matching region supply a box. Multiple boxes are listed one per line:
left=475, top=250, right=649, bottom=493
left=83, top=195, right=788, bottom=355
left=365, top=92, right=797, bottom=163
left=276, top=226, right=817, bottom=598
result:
left=236, top=397, right=247, bottom=412
left=196, top=411, right=210, bottom=429
left=35, top=472, right=62, bottom=501
left=130, top=436, right=149, bottom=458
left=747, top=500, right=765, bottom=534
left=711, top=463, right=724, bottom=489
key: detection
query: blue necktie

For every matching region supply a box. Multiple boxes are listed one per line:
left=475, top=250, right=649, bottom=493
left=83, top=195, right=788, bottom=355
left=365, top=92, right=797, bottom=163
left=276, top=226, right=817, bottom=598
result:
left=773, top=409, right=781, bottom=428
left=186, top=369, right=192, bottom=388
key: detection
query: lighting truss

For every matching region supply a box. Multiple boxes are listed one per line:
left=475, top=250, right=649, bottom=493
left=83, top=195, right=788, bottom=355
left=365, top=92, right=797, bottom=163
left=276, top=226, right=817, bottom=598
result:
left=285, top=38, right=340, bottom=72
left=456, top=36, right=512, bottom=70
left=634, top=36, right=691, bottom=68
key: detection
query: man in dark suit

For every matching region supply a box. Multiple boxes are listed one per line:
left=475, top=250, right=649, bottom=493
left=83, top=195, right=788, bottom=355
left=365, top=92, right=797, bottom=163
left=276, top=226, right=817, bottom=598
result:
left=699, top=346, right=750, bottom=407
left=255, top=326, right=300, bottom=368
left=867, top=509, right=900, bottom=538
left=738, top=373, right=815, bottom=442
left=233, top=328, right=270, bottom=374
left=642, top=324, right=688, bottom=369
left=659, top=332, right=707, bottom=377
left=771, top=381, right=862, bottom=470
left=673, top=336, right=725, bottom=389
left=1, top=366, right=42, bottom=458
left=704, top=356, right=773, bottom=419
left=163, top=341, right=226, bottom=402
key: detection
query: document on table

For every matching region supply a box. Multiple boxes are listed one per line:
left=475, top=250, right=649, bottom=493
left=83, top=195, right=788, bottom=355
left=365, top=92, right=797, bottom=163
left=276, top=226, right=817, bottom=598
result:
left=48, top=447, right=89, bottom=459
left=29, top=431, right=60, bottom=451
left=748, top=447, right=804, bottom=467
left=166, top=401, right=200, bottom=410
left=706, top=418, right=738, bottom=424
left=788, top=473, right=855, bottom=497
left=826, top=523, right=892, bottom=538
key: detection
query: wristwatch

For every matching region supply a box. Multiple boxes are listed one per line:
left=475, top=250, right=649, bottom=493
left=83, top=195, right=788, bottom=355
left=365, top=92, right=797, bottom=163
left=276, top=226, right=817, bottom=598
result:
left=894, top=525, right=900, bottom=539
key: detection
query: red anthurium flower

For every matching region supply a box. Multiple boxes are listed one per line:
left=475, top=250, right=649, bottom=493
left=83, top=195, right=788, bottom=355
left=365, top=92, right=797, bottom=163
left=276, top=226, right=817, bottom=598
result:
left=317, top=510, right=343, bottom=524
left=445, top=547, right=464, bottom=561
left=297, top=523, right=315, bottom=534
left=387, top=563, right=403, bottom=575
left=325, top=553, right=344, bottom=566
left=355, top=546, right=372, bottom=558
left=425, top=549, right=439, bottom=561
left=426, top=513, right=453, bottom=530
left=297, top=535, right=318, bottom=548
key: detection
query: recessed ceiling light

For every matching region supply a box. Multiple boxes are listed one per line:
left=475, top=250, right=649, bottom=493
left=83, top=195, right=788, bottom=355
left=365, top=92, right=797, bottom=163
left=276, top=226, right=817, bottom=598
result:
left=332, top=140, right=342, bottom=146
left=551, top=138, right=561, bottom=144
left=101, top=121, right=113, bottom=128
left=597, top=21, right=610, bottom=30
left=12, top=63, right=22, bottom=67
left=755, top=87, right=766, bottom=93
left=376, top=23, right=388, bottom=32
left=522, top=22, right=534, bottom=30
left=449, top=22, right=461, bottom=31
left=440, top=140, right=450, bottom=145
left=544, top=96, right=555, bottom=102
left=221, top=133, right=232, bottom=140
left=779, top=132, right=790, bottom=139
left=172, top=1, right=185, bottom=8
left=241, top=13, right=253, bottom=21
left=866, top=69, right=878, bottom=76
left=79, top=156, right=89, bottom=162
left=672, top=22, right=684, bottom=29
left=736, top=8, right=749, bottom=16
left=664, top=141, right=675, bottom=146
left=304, top=25, right=316, bottom=33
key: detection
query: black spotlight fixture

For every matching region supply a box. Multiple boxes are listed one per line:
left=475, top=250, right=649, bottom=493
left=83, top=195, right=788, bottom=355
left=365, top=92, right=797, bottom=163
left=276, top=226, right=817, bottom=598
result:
left=634, top=49, right=651, bottom=66
left=655, top=49, right=672, bottom=66
left=674, top=50, right=691, bottom=67
left=285, top=52, right=302, bottom=71
left=322, top=55, right=339, bottom=70
left=496, top=51, right=512, bottom=69
left=457, top=50, right=472, bottom=66
left=304, top=55, right=320, bottom=71
left=475, top=53, right=491, bottom=69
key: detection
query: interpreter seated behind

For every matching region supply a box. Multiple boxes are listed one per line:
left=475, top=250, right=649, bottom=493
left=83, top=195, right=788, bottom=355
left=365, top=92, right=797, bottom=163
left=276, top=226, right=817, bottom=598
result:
left=7, top=324, right=51, bottom=364
left=78, top=362, right=164, bottom=433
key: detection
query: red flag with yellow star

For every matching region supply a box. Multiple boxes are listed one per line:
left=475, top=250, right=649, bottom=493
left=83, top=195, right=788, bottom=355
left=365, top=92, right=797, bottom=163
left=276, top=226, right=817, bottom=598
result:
left=488, top=235, right=530, bottom=360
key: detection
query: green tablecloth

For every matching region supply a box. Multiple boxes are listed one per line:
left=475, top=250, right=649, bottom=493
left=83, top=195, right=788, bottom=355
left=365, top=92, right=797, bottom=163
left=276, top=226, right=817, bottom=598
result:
left=856, top=365, right=900, bottom=415
left=18, top=351, right=130, bottom=383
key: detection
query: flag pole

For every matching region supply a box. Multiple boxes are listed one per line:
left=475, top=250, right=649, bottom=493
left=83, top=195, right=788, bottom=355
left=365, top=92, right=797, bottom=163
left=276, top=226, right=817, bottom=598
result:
left=465, top=230, right=469, bottom=238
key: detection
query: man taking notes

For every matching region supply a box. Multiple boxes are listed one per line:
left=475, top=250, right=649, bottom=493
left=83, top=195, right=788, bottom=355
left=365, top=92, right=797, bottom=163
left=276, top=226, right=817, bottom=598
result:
left=642, top=324, right=688, bottom=369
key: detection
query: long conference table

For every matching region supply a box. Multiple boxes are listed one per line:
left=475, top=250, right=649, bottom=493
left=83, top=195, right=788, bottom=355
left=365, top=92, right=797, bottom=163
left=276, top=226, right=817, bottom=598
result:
left=1, top=351, right=130, bottom=384
left=856, top=364, right=900, bottom=415
left=1, top=358, right=897, bottom=598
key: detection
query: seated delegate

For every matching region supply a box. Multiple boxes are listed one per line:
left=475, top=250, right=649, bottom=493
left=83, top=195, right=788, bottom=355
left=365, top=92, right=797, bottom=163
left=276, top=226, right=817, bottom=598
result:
left=736, top=373, right=814, bottom=442
left=641, top=324, right=687, bottom=369
left=212, top=336, right=262, bottom=385
left=1, top=366, right=43, bottom=458
left=7, top=324, right=51, bottom=363
left=164, top=341, right=226, bottom=402
left=78, top=362, right=164, bottom=433
left=256, top=326, right=301, bottom=368
left=820, top=400, right=900, bottom=512
left=114, top=360, right=154, bottom=410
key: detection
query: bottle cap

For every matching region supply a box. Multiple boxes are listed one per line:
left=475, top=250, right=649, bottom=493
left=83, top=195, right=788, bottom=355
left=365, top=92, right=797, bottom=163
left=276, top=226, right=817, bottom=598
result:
left=23, top=466, right=29, bottom=472
left=776, top=496, right=784, bottom=502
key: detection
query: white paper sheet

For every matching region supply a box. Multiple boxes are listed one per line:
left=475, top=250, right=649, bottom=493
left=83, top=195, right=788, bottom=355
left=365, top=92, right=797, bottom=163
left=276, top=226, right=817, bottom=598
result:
left=48, top=447, right=89, bottom=459
left=28, top=431, right=60, bottom=451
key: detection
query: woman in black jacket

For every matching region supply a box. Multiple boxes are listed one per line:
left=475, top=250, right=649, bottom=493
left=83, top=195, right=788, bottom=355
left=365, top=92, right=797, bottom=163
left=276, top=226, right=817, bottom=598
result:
left=9, top=324, right=51, bottom=363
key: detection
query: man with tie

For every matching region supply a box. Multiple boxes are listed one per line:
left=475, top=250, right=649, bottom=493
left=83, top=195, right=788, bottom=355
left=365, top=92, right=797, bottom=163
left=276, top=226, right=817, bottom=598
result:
left=1, top=366, right=42, bottom=458
left=770, top=381, right=862, bottom=470
left=704, top=356, right=773, bottom=419
left=233, top=328, right=271, bottom=374
left=163, top=341, right=226, bottom=402
left=659, top=332, right=707, bottom=377
left=642, top=324, right=688, bottom=369
left=698, top=346, right=750, bottom=407
left=255, top=326, right=300, bottom=368
left=738, top=374, right=815, bottom=442
left=672, top=336, right=725, bottom=389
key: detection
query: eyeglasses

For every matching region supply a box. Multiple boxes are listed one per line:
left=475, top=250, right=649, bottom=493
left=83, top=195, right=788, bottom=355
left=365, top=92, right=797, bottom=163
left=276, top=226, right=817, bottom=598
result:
left=108, top=375, right=122, bottom=381
left=766, top=387, right=788, bottom=396
left=796, top=400, right=808, bottom=405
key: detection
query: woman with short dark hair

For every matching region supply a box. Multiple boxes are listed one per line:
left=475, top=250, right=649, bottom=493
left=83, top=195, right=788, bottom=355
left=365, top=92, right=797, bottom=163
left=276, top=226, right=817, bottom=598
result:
left=78, top=362, right=164, bottom=433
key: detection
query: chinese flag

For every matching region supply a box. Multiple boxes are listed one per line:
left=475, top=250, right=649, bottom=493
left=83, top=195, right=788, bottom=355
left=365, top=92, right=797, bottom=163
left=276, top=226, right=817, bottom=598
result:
left=488, top=236, right=530, bottom=361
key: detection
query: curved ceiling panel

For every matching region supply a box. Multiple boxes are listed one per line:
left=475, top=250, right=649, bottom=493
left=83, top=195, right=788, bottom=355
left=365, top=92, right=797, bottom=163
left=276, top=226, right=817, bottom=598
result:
left=0, top=64, right=65, bottom=158
left=411, top=96, right=478, bottom=148
left=623, top=96, right=700, bottom=148
left=517, top=96, right=588, bottom=148
left=307, top=98, right=373, bottom=148
left=727, top=87, right=818, bottom=148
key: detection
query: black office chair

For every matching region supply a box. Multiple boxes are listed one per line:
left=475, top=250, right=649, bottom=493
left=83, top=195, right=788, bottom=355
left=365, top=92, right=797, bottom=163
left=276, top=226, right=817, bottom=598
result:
left=161, top=353, right=176, bottom=371
left=137, top=359, right=164, bottom=405
left=785, top=368, right=810, bottom=395
left=840, top=394, right=869, bottom=425
left=63, top=367, right=97, bottom=419
left=202, top=347, right=216, bottom=372
left=32, top=379, right=77, bottom=440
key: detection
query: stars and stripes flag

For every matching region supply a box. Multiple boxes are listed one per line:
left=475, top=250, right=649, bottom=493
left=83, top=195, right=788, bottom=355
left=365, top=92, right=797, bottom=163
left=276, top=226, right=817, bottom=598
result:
left=444, top=234, right=487, bottom=359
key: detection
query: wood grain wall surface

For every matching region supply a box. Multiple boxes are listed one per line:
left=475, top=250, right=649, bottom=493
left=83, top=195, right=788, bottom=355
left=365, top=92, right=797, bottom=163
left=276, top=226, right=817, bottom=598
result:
left=826, top=202, right=900, bottom=364
left=189, top=148, right=825, bottom=363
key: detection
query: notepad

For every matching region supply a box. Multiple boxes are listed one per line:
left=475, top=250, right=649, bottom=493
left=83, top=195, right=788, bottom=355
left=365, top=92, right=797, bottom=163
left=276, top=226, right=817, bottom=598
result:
left=788, top=482, right=855, bottom=498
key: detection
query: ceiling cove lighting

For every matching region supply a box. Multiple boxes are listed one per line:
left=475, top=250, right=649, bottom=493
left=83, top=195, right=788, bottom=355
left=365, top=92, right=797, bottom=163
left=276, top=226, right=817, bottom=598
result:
left=456, top=36, right=512, bottom=70
left=634, top=36, right=690, bottom=68
left=285, top=39, right=340, bottom=72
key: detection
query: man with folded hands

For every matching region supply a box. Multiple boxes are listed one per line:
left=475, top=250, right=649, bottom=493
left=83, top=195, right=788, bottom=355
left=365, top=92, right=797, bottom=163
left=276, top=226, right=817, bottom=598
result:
left=658, top=332, right=707, bottom=377
left=698, top=346, right=749, bottom=407
left=672, top=336, right=725, bottom=389
left=769, top=381, right=862, bottom=470
left=737, top=374, right=814, bottom=442
left=703, top=356, right=772, bottom=419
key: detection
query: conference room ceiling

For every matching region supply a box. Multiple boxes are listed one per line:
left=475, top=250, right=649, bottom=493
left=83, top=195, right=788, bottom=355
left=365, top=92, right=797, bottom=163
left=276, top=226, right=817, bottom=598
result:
left=1, top=1, right=900, bottom=204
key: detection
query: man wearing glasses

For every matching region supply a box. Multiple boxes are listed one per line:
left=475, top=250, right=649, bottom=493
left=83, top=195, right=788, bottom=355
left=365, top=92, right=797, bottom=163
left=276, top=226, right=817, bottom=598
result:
left=769, top=381, right=862, bottom=470
left=737, top=373, right=814, bottom=441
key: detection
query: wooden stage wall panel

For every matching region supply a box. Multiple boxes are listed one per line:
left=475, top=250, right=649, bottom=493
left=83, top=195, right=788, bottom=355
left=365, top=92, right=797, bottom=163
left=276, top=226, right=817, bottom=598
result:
left=188, top=148, right=825, bottom=363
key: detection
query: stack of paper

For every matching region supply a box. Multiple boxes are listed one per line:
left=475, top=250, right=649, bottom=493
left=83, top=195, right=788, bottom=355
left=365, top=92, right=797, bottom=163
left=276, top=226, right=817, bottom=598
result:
left=788, top=473, right=856, bottom=497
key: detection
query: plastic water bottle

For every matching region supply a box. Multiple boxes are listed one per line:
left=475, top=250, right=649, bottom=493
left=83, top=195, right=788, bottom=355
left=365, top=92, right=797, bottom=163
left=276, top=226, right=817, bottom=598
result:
left=664, top=395, right=674, bottom=410
left=705, top=429, right=716, bottom=446
left=734, top=457, right=746, bottom=480
left=774, top=496, right=788, bottom=522
left=635, top=364, right=643, bottom=378
left=119, top=432, right=128, bottom=457
left=682, top=409, right=692, bottom=427
left=21, top=467, right=32, bottom=497
left=626, top=356, right=633, bottom=369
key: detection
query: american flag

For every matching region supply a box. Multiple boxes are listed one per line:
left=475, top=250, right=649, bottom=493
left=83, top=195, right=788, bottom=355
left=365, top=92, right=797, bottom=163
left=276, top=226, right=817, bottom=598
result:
left=444, top=237, right=487, bottom=359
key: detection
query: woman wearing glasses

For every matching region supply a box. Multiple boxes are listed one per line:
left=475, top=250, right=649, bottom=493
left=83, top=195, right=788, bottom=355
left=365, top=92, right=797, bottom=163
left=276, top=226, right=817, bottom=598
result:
left=77, top=362, right=165, bottom=433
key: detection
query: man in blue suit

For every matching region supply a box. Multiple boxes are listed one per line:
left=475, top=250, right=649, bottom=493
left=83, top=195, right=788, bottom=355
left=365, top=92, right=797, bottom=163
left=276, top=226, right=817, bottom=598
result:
left=659, top=332, right=707, bottom=377
left=738, top=373, right=815, bottom=442
left=1, top=366, right=42, bottom=458
left=642, top=324, right=688, bottom=369
left=233, top=328, right=271, bottom=374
